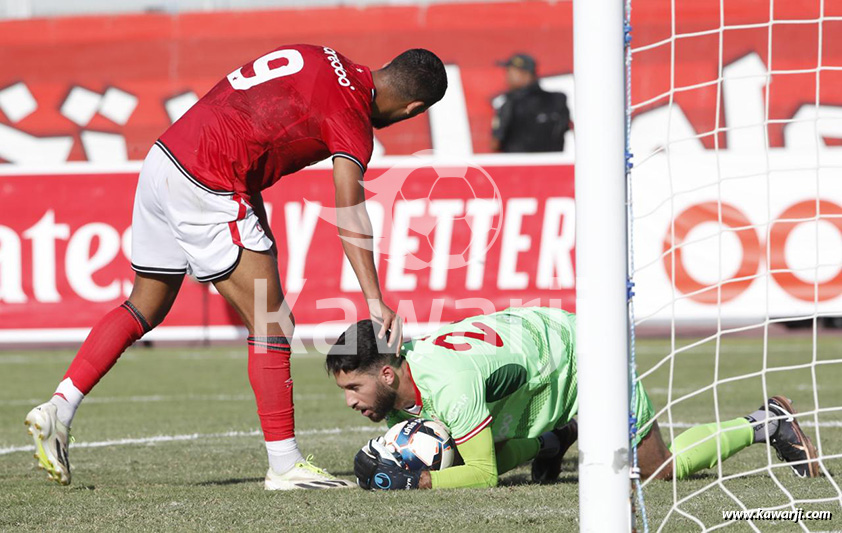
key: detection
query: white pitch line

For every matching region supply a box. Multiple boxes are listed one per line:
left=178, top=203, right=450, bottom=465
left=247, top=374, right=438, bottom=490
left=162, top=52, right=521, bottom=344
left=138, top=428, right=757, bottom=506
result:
left=647, top=383, right=823, bottom=395
left=661, top=421, right=842, bottom=429
left=4, top=419, right=841, bottom=457
left=633, top=345, right=842, bottom=355
left=0, top=394, right=254, bottom=407
left=0, top=425, right=380, bottom=456
left=0, top=392, right=337, bottom=407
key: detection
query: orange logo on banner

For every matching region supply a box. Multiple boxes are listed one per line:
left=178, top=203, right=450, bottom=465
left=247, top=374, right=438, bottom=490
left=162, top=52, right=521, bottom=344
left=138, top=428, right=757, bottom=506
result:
left=665, top=200, right=842, bottom=304
left=663, top=202, right=761, bottom=304
left=770, top=200, right=842, bottom=302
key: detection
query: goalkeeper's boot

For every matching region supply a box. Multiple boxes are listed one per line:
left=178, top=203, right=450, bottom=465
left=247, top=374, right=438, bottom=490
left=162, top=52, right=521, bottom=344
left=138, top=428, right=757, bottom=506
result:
left=264, top=455, right=354, bottom=490
left=764, top=396, right=820, bottom=478
left=24, top=402, right=72, bottom=485
left=532, top=419, right=578, bottom=484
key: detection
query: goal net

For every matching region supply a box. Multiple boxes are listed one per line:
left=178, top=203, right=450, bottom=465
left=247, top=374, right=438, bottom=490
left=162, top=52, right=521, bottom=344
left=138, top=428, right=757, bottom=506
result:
left=627, top=0, right=842, bottom=530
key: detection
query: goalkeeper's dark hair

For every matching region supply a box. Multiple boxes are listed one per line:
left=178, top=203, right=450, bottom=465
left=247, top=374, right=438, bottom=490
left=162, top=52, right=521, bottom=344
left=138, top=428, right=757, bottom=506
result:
left=382, top=49, right=448, bottom=106
left=326, top=319, right=403, bottom=375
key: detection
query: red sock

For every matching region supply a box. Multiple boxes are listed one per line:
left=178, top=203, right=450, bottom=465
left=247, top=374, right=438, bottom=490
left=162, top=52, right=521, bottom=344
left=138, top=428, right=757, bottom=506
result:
left=63, top=301, right=150, bottom=394
left=248, top=336, right=295, bottom=441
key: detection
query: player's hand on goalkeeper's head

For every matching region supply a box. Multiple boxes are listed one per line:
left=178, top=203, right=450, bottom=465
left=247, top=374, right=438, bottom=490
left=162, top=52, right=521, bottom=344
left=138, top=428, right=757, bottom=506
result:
left=369, top=301, right=403, bottom=349
left=354, top=437, right=420, bottom=490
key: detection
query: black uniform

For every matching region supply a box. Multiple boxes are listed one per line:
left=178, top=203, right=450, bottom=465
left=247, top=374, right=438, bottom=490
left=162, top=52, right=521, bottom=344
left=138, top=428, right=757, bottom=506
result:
left=492, top=82, right=570, bottom=153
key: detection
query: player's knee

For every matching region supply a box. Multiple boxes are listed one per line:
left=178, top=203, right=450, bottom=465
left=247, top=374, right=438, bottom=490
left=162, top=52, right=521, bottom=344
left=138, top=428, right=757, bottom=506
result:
left=659, top=458, right=676, bottom=481
left=145, top=314, right=163, bottom=330
left=643, top=461, right=674, bottom=482
left=127, top=274, right=182, bottom=328
left=639, top=446, right=674, bottom=481
left=125, top=299, right=164, bottom=330
left=248, top=311, right=295, bottom=338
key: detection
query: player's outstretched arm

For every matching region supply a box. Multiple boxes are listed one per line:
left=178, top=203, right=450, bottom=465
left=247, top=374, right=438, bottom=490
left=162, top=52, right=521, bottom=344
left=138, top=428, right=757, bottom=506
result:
left=332, top=158, right=399, bottom=345
left=426, top=427, right=498, bottom=489
left=495, top=438, right=540, bottom=475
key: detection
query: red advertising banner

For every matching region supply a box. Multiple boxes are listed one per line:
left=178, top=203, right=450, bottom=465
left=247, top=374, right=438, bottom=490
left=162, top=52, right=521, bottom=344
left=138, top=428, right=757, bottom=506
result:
left=0, top=158, right=574, bottom=342
left=0, top=1, right=839, bottom=165
left=2, top=0, right=841, bottom=339
left=0, top=2, right=573, bottom=162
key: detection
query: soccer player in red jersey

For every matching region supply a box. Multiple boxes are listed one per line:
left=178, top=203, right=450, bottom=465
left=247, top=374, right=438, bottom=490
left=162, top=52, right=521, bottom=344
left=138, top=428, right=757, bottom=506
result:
left=25, top=45, right=448, bottom=490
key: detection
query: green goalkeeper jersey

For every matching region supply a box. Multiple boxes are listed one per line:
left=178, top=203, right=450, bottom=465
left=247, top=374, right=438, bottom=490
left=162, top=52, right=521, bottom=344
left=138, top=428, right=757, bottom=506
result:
left=386, top=307, right=578, bottom=445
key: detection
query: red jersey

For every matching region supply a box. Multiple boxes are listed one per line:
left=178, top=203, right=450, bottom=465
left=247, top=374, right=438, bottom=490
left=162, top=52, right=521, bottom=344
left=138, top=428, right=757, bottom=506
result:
left=157, top=44, right=375, bottom=196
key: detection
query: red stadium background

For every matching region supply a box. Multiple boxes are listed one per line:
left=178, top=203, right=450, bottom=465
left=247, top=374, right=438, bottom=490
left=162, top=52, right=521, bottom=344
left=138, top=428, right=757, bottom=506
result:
left=0, top=161, right=573, bottom=342
left=1, top=0, right=841, bottom=341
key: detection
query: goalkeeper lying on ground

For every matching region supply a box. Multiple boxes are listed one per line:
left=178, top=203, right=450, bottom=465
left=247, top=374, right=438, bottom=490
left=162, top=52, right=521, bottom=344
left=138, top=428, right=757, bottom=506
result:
left=326, top=307, right=819, bottom=490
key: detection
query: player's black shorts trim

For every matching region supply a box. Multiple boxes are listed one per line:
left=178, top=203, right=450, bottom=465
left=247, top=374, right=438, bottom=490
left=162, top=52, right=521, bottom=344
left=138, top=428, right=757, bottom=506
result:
left=194, top=247, right=243, bottom=283
left=154, top=140, right=235, bottom=196
left=131, top=263, right=188, bottom=275
left=332, top=152, right=366, bottom=175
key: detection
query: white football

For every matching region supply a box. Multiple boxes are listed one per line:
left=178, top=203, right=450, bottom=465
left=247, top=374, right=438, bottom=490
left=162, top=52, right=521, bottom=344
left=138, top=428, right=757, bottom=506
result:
left=383, top=418, right=456, bottom=471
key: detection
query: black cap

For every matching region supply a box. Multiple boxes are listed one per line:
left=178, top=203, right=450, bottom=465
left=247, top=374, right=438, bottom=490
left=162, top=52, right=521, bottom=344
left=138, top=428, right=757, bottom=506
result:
left=496, top=53, right=537, bottom=74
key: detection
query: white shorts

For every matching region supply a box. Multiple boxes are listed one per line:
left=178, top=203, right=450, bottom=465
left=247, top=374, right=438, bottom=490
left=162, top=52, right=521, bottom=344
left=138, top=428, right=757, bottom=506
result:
left=130, top=142, right=273, bottom=282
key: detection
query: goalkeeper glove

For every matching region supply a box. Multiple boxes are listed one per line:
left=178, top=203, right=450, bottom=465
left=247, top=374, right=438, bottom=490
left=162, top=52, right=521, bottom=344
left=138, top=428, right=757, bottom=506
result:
left=354, top=437, right=420, bottom=490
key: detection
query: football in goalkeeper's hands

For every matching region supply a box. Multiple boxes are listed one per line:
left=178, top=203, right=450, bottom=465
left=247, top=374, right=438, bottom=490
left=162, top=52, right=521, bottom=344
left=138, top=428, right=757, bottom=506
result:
left=383, top=418, right=455, bottom=471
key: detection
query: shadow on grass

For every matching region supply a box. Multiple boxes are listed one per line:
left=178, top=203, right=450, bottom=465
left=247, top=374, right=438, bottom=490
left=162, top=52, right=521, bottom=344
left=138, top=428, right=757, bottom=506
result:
left=194, top=477, right=264, bottom=486
left=499, top=471, right=579, bottom=487
left=195, top=470, right=355, bottom=487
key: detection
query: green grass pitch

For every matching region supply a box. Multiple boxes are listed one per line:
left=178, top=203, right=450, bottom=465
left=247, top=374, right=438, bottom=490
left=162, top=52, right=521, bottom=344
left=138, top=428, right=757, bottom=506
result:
left=1, top=334, right=841, bottom=532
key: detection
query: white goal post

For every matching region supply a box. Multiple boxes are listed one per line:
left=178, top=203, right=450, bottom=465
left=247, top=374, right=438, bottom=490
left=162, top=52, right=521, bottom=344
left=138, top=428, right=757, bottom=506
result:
left=573, top=0, right=632, bottom=531
left=576, top=0, right=842, bottom=530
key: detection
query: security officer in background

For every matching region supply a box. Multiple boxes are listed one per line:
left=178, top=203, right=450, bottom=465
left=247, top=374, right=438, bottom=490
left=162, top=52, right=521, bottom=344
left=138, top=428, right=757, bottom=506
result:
left=491, top=53, right=571, bottom=153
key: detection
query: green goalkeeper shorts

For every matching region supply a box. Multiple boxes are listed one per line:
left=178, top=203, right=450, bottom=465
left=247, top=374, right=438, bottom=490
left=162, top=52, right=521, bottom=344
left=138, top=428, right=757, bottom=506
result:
left=632, top=380, right=655, bottom=447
